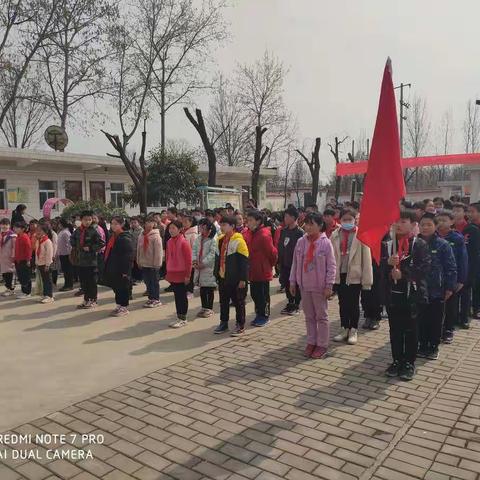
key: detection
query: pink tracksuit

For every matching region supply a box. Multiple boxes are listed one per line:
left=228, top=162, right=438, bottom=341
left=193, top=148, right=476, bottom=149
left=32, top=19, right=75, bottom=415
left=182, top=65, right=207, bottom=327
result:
left=290, top=233, right=337, bottom=348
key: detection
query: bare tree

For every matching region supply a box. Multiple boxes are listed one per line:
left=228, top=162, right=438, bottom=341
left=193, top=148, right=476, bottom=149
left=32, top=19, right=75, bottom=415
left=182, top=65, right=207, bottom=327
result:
left=463, top=100, right=480, bottom=154
left=39, top=0, right=118, bottom=133
left=290, top=159, right=308, bottom=206
left=0, top=0, right=62, bottom=129
left=281, top=149, right=298, bottom=208
left=405, top=95, right=431, bottom=186
left=295, top=137, right=321, bottom=204
left=435, top=109, right=454, bottom=181
left=236, top=51, right=294, bottom=203
left=208, top=75, right=252, bottom=166
left=146, top=0, right=228, bottom=154
left=328, top=135, right=348, bottom=201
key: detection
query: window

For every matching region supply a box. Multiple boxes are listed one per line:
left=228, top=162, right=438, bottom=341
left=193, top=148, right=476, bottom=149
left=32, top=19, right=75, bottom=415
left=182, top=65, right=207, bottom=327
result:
left=65, top=181, right=83, bottom=202
left=0, top=180, right=6, bottom=210
left=39, top=180, right=57, bottom=209
left=110, top=183, right=125, bottom=208
left=89, top=181, right=105, bottom=203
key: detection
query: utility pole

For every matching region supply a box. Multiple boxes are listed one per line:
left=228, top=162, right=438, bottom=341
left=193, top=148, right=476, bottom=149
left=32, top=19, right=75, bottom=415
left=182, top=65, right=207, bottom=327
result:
left=394, top=83, right=411, bottom=158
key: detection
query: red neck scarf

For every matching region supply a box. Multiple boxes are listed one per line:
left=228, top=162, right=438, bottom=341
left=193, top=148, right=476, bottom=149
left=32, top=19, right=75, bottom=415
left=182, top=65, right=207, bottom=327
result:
left=304, top=232, right=320, bottom=272
left=143, top=229, right=151, bottom=251
left=104, top=233, right=117, bottom=261
left=199, top=232, right=209, bottom=260
left=340, top=227, right=357, bottom=256
left=0, top=231, right=8, bottom=246
left=397, top=233, right=412, bottom=261
left=36, top=235, right=48, bottom=257
left=220, top=232, right=233, bottom=276
left=79, top=225, right=87, bottom=247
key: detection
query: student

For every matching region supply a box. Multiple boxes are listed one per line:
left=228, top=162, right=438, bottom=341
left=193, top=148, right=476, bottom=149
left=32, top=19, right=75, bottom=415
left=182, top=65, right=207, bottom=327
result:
left=278, top=206, right=304, bottom=315
left=137, top=215, right=163, bottom=308
left=13, top=221, right=32, bottom=298
left=418, top=213, right=457, bottom=360
left=166, top=220, right=192, bottom=328
left=384, top=209, right=431, bottom=380
left=0, top=218, right=16, bottom=296
left=465, top=203, right=480, bottom=322
left=11, top=204, right=26, bottom=225
left=323, top=208, right=339, bottom=238
left=28, top=219, right=38, bottom=278
left=182, top=213, right=198, bottom=298
left=433, top=197, right=445, bottom=211
left=437, top=211, right=468, bottom=343
left=35, top=224, right=54, bottom=304
left=424, top=199, right=436, bottom=214
left=192, top=218, right=217, bottom=318
left=452, top=203, right=468, bottom=234
left=289, top=213, right=336, bottom=359
left=213, top=216, right=249, bottom=335
left=103, top=216, right=134, bottom=317
left=163, top=207, right=178, bottom=293
left=244, top=210, right=278, bottom=327
left=130, top=216, right=144, bottom=284
left=70, top=210, right=105, bottom=309
left=235, top=212, right=245, bottom=234
left=330, top=208, right=373, bottom=345
left=57, top=219, right=74, bottom=291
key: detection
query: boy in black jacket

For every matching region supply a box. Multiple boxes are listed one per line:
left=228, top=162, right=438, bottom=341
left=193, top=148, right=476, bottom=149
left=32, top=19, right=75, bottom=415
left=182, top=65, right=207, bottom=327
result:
left=466, top=203, right=480, bottom=324
left=384, top=210, right=431, bottom=381
left=214, top=216, right=249, bottom=336
left=278, top=206, right=304, bottom=315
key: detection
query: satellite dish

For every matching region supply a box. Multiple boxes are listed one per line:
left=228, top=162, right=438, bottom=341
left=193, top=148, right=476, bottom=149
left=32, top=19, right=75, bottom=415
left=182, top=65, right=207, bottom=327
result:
left=44, top=125, right=68, bottom=151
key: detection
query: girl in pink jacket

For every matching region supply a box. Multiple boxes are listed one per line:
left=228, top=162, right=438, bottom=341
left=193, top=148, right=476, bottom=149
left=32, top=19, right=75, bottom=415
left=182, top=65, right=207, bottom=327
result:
left=290, top=213, right=336, bottom=359
left=35, top=224, right=54, bottom=304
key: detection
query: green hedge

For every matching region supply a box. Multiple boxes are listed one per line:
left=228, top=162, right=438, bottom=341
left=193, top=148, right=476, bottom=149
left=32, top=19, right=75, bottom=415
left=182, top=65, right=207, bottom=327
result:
left=60, top=200, right=127, bottom=221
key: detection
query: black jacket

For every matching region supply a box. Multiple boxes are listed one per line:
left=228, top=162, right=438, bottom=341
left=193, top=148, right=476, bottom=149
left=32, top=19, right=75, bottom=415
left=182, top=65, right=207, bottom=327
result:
left=70, top=226, right=105, bottom=267
left=104, top=231, right=134, bottom=288
left=278, top=225, right=304, bottom=269
left=463, top=223, right=480, bottom=283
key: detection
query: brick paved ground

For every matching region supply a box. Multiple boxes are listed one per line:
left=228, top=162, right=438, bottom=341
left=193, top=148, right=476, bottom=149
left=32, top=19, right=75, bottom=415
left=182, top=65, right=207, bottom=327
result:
left=1, top=300, right=480, bottom=480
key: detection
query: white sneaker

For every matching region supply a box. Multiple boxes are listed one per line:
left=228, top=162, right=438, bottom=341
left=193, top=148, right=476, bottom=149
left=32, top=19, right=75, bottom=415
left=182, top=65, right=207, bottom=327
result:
left=113, top=307, right=129, bottom=317
left=16, top=293, right=31, bottom=299
left=144, top=300, right=162, bottom=308
left=333, top=328, right=350, bottom=342
left=41, top=296, right=54, bottom=304
left=347, top=328, right=358, bottom=345
left=2, top=289, right=15, bottom=297
left=169, top=319, right=188, bottom=328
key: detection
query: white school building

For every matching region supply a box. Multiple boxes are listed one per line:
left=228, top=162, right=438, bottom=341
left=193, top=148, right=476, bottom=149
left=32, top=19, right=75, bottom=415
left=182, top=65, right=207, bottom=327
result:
left=0, top=147, right=278, bottom=219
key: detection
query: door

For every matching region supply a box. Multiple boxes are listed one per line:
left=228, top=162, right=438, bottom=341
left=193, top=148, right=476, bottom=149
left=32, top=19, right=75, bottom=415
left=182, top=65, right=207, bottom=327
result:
left=65, top=181, right=83, bottom=202
left=89, top=181, right=105, bottom=203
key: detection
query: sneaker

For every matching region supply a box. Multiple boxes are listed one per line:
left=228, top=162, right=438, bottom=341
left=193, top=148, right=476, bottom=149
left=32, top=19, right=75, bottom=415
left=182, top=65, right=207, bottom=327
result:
left=16, top=293, right=31, bottom=299
left=110, top=306, right=121, bottom=316
left=74, top=289, right=84, bottom=297
left=253, top=316, right=270, bottom=327
left=287, top=307, right=300, bottom=316
left=148, top=300, right=162, bottom=308
left=417, top=344, right=429, bottom=358
left=250, top=316, right=261, bottom=326
left=443, top=331, right=454, bottom=344
left=281, top=304, right=294, bottom=315
left=78, top=300, right=97, bottom=309
left=311, top=346, right=327, bottom=359
left=40, top=296, right=54, bottom=304
left=399, top=362, right=416, bottom=381
left=370, top=319, right=380, bottom=330
left=213, top=323, right=229, bottom=334
left=197, top=308, right=207, bottom=317
left=230, top=326, right=245, bottom=337
left=2, top=289, right=15, bottom=297
left=362, top=318, right=372, bottom=329
left=304, top=344, right=316, bottom=357
left=333, top=328, right=349, bottom=342
left=164, top=285, right=173, bottom=293
left=385, top=361, right=400, bottom=377
left=347, top=328, right=358, bottom=345
left=169, top=319, right=188, bottom=328
left=427, top=346, right=439, bottom=360
left=113, top=306, right=129, bottom=317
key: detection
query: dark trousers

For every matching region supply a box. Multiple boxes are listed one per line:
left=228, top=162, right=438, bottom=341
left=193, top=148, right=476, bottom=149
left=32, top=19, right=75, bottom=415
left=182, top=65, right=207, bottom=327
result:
left=187, top=269, right=195, bottom=293
left=171, top=282, right=188, bottom=318
left=337, top=274, right=362, bottom=329
left=78, top=266, right=98, bottom=302
left=472, top=275, right=480, bottom=313
left=200, top=286, right=215, bottom=310
left=444, top=290, right=460, bottom=334
left=219, top=280, right=246, bottom=328
left=114, top=285, right=130, bottom=307
left=387, top=303, right=418, bottom=364
left=459, top=282, right=472, bottom=325
left=250, top=281, right=270, bottom=318
left=132, top=262, right=143, bottom=282
left=51, top=269, right=58, bottom=285
left=15, top=261, right=31, bottom=295
left=143, top=268, right=160, bottom=301
left=59, top=255, right=74, bottom=288
left=280, top=266, right=301, bottom=307
left=2, top=272, right=14, bottom=290
left=38, top=266, right=53, bottom=298
left=361, top=271, right=382, bottom=321
left=418, top=299, right=445, bottom=348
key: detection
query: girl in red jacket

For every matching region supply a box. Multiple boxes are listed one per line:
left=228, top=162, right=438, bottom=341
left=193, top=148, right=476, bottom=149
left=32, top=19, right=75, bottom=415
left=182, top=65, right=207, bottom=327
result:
left=166, top=220, right=192, bottom=328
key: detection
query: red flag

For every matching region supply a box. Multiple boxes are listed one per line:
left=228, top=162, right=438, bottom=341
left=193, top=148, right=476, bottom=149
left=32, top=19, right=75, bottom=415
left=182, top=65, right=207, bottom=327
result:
left=357, top=58, right=406, bottom=263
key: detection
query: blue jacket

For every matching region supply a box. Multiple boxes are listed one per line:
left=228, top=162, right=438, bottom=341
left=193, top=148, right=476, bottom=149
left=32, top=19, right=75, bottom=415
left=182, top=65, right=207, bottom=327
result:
left=442, top=230, right=468, bottom=285
left=419, top=234, right=457, bottom=300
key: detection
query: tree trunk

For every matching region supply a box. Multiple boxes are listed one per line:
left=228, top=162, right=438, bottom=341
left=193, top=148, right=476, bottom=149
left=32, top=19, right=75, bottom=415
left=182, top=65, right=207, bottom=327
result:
left=335, top=175, right=341, bottom=202
left=311, top=137, right=321, bottom=203
left=139, top=184, right=147, bottom=215
left=251, top=125, right=267, bottom=205
left=160, top=66, right=166, bottom=156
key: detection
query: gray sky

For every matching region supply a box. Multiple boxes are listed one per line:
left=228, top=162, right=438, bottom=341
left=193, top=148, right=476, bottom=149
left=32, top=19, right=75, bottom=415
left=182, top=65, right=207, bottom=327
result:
left=67, top=0, right=480, bottom=182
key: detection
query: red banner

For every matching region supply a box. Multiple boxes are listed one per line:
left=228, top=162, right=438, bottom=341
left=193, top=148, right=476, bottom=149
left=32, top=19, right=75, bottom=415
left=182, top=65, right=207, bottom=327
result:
left=336, top=153, right=480, bottom=177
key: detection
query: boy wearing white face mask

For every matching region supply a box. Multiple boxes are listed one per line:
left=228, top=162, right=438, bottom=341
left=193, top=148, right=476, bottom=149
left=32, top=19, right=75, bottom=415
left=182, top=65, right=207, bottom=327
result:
left=330, top=208, right=373, bottom=345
